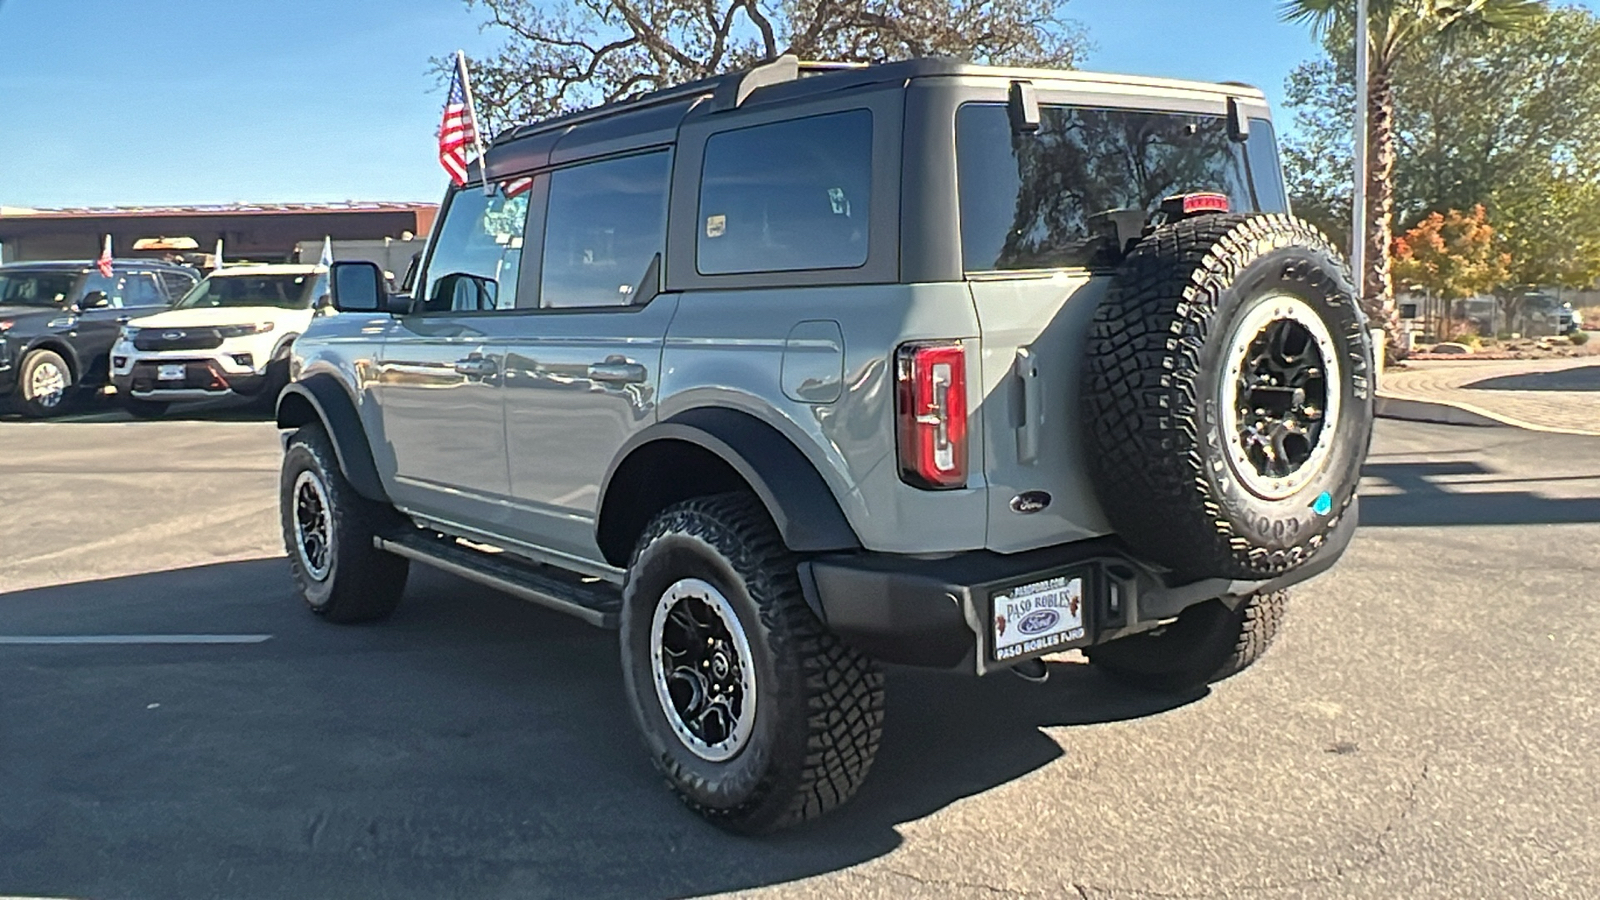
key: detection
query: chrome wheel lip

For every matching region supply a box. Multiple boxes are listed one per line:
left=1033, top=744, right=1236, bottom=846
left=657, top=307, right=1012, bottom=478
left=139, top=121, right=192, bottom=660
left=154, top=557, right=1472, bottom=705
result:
left=29, top=360, right=67, bottom=408
left=292, top=469, right=334, bottom=582
left=649, top=577, right=757, bottom=763
left=1219, top=293, right=1342, bottom=501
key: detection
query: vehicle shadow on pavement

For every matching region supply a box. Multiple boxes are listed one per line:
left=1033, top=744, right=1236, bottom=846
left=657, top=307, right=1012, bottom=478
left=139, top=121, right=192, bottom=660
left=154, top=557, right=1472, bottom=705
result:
left=0, top=558, right=1194, bottom=900
left=0, top=394, right=272, bottom=423
left=1361, top=459, right=1600, bottom=527
left=1464, top=364, right=1600, bottom=392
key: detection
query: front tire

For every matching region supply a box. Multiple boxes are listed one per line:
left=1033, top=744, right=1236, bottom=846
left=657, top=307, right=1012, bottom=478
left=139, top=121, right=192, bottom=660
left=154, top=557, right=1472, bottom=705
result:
left=280, top=423, right=408, bottom=623
left=1085, top=589, right=1287, bottom=694
left=18, top=349, right=73, bottom=418
left=620, top=493, right=884, bottom=834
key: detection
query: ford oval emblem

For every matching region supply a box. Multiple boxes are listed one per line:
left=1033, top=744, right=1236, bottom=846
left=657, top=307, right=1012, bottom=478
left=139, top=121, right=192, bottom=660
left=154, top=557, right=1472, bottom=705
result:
left=1010, top=491, right=1052, bottom=514
left=1017, top=609, right=1060, bottom=635
left=162, top=330, right=184, bottom=340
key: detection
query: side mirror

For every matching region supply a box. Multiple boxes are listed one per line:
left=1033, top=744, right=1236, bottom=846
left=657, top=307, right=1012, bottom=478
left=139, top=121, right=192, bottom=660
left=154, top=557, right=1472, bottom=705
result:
left=329, top=260, right=388, bottom=313
left=79, top=290, right=110, bottom=310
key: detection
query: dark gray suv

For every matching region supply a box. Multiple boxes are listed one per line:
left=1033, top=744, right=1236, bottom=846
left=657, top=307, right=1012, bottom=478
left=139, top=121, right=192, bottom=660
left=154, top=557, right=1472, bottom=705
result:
left=276, top=57, right=1374, bottom=833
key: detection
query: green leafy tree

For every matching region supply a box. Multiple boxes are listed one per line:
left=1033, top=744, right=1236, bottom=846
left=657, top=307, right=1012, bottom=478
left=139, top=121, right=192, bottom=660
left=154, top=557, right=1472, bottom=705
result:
left=451, top=0, right=1090, bottom=131
left=1283, top=4, right=1600, bottom=295
left=1279, top=0, right=1542, bottom=324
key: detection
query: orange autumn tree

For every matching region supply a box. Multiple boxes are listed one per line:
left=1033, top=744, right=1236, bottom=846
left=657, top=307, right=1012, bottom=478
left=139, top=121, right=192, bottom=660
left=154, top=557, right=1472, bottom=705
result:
left=1392, top=205, right=1510, bottom=302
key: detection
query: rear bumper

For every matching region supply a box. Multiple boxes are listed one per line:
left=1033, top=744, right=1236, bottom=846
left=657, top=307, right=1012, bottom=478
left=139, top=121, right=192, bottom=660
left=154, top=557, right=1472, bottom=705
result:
left=800, top=498, right=1359, bottom=675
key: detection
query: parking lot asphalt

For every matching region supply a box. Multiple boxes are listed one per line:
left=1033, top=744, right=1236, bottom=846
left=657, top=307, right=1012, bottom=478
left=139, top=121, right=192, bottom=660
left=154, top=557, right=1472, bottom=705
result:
left=2, top=408, right=1598, bottom=899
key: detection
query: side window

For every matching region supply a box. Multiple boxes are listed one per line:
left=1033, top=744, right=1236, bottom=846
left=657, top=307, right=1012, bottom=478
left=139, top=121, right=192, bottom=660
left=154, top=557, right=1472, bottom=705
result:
left=956, top=104, right=1253, bottom=272
left=697, top=109, right=872, bottom=275
left=1246, top=119, right=1289, bottom=213
left=419, top=184, right=530, bottom=313
left=78, top=272, right=114, bottom=307
left=158, top=271, right=197, bottom=303
left=540, top=151, right=671, bottom=309
left=119, top=272, right=166, bottom=308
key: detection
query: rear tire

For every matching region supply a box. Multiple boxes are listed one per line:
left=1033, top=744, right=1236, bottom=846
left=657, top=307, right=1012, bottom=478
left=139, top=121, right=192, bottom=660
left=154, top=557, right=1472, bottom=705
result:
left=620, top=493, right=884, bottom=834
left=1085, top=589, right=1287, bottom=694
left=280, top=423, right=408, bottom=623
left=17, top=349, right=73, bottom=418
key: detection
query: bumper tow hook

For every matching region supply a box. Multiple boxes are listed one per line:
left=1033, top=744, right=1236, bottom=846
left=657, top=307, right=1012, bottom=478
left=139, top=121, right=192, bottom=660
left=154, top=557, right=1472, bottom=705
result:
left=1011, top=658, right=1048, bottom=683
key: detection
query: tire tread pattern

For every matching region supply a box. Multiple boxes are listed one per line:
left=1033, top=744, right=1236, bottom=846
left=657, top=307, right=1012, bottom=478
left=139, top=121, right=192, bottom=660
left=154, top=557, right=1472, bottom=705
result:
left=1083, top=213, right=1367, bottom=579
left=627, top=493, right=884, bottom=833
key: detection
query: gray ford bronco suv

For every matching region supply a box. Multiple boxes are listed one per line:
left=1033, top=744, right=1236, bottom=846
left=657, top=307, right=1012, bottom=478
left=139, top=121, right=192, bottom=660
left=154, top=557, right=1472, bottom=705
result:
left=277, top=57, right=1373, bottom=833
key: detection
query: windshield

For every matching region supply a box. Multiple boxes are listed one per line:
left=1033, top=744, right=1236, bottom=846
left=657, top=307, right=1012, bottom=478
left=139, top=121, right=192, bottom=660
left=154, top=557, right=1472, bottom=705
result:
left=174, top=272, right=323, bottom=310
left=0, top=271, right=78, bottom=307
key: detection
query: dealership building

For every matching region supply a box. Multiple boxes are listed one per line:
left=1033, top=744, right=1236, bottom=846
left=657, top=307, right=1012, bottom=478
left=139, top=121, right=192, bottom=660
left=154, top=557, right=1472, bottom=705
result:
left=0, top=202, right=437, bottom=266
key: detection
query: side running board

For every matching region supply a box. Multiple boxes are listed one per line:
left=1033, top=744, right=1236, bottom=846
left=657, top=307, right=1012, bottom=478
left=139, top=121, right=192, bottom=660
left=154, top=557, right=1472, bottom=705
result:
left=375, top=531, right=622, bottom=629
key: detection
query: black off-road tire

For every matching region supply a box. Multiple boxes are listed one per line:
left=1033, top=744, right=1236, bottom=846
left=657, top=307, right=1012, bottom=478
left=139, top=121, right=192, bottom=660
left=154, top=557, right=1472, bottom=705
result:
left=17, top=349, right=74, bottom=418
left=123, top=398, right=170, bottom=419
left=1086, top=589, right=1287, bottom=694
left=620, top=492, right=885, bottom=835
left=280, top=423, right=408, bottom=623
left=1083, top=214, right=1374, bottom=581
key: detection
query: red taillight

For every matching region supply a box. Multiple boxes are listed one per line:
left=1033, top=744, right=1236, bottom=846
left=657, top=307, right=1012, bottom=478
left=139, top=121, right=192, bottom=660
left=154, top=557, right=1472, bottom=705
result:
left=896, top=341, right=968, bottom=490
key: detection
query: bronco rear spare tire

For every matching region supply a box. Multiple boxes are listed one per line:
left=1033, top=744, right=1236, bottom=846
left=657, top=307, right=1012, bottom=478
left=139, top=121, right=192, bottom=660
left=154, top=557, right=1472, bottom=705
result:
left=1082, top=214, right=1373, bottom=581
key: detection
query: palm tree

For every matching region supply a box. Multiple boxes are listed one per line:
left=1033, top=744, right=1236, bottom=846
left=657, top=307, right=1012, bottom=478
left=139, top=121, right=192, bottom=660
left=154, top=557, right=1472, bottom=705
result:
left=1280, top=0, right=1541, bottom=328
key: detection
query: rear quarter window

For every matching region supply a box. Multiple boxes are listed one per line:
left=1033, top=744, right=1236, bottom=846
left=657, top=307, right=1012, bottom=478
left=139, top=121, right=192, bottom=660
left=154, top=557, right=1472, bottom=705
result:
left=956, top=103, right=1260, bottom=272
left=697, top=109, right=873, bottom=275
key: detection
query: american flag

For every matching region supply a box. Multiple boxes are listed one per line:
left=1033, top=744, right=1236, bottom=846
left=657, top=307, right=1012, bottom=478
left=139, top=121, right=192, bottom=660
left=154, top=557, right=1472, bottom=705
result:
left=438, top=63, right=477, bottom=186
left=95, top=235, right=113, bottom=278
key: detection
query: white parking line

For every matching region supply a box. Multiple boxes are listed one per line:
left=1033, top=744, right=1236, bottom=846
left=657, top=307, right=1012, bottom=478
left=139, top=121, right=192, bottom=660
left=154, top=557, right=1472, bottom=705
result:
left=0, top=634, right=272, bottom=645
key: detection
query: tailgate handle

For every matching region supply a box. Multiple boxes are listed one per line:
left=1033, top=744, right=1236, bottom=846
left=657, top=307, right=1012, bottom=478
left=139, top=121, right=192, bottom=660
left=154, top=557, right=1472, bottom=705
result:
left=1016, top=347, right=1042, bottom=465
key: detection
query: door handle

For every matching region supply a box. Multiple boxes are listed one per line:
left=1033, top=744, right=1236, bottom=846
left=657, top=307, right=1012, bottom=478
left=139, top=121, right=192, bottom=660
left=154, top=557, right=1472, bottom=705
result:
left=454, top=356, right=497, bottom=377
left=116, top=315, right=131, bottom=324
left=587, top=362, right=647, bottom=384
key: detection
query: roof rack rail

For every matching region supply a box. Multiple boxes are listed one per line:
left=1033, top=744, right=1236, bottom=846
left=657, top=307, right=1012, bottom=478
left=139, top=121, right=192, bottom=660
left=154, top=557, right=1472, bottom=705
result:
left=797, top=60, right=869, bottom=72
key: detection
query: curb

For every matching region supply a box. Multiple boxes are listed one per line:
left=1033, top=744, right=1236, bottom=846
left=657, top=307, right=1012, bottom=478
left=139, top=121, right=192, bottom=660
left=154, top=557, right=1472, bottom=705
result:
left=1375, top=394, right=1600, bottom=437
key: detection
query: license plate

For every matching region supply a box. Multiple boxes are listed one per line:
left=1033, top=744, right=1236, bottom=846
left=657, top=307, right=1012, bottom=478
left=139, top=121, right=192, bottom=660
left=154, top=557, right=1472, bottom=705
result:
left=157, top=364, right=185, bottom=381
left=992, top=575, right=1085, bottom=662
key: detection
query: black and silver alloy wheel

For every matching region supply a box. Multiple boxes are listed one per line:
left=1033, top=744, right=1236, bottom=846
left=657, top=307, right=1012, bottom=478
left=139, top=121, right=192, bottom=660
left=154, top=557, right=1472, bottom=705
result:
left=292, top=469, right=334, bottom=582
left=1221, top=294, right=1342, bottom=500
left=650, top=578, right=757, bottom=762
left=28, top=359, right=68, bottom=410
left=620, top=493, right=884, bottom=834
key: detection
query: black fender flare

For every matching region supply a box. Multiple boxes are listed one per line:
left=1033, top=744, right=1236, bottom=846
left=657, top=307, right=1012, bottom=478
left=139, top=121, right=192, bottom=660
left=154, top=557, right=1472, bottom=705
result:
left=596, top=407, right=861, bottom=565
left=275, top=373, right=389, bottom=503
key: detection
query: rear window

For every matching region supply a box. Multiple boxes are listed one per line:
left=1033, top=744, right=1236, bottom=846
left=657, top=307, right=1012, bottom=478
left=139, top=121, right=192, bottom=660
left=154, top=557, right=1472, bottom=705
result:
left=697, top=109, right=873, bottom=275
left=956, top=103, right=1286, bottom=272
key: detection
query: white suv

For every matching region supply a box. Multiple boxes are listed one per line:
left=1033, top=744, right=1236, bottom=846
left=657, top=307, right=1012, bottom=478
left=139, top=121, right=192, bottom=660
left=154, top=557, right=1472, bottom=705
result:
left=111, top=264, right=328, bottom=417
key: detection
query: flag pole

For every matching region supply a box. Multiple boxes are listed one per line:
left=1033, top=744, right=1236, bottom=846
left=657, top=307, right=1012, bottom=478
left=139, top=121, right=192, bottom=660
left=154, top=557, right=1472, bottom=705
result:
left=1351, top=0, right=1370, bottom=306
left=455, top=50, right=494, bottom=197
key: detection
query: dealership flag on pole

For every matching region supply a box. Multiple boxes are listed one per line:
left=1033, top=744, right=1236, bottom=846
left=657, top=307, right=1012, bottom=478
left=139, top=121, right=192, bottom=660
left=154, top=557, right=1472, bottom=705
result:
left=213, top=238, right=225, bottom=272
left=319, top=236, right=334, bottom=267
left=439, top=52, right=488, bottom=188
left=96, top=235, right=113, bottom=278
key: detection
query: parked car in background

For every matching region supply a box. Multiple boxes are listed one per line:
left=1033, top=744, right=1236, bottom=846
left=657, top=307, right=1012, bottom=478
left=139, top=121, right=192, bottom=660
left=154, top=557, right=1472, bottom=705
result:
left=110, top=264, right=327, bottom=417
left=1558, top=302, right=1582, bottom=335
left=0, top=260, right=198, bottom=416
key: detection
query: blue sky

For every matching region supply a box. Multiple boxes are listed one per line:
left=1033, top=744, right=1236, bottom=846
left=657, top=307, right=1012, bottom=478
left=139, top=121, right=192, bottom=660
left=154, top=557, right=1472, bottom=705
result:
left=0, top=0, right=1589, bottom=208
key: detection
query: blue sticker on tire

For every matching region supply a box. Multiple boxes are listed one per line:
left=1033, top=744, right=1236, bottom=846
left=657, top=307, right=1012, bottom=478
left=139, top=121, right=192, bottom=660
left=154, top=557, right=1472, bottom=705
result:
left=1312, top=491, right=1332, bottom=516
